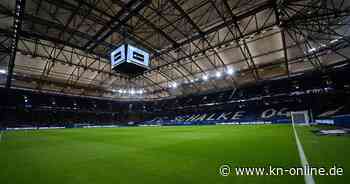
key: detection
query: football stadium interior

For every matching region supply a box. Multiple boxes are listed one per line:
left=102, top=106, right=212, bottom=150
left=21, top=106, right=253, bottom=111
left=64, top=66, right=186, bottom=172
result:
left=0, top=0, right=350, bottom=183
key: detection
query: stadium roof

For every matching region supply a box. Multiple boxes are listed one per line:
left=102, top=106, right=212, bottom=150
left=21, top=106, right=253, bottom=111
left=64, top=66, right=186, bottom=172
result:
left=0, top=0, right=349, bottom=100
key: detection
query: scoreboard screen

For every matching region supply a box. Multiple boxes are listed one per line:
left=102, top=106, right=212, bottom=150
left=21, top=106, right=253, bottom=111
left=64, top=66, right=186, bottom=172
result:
left=110, top=44, right=125, bottom=67
left=127, top=45, right=150, bottom=67
left=111, top=44, right=149, bottom=67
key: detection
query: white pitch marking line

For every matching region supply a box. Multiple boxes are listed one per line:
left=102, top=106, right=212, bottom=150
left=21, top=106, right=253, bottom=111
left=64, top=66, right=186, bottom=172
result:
left=292, top=121, right=316, bottom=184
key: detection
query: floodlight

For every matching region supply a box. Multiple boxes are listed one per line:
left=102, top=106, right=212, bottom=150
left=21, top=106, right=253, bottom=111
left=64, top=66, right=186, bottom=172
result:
left=215, top=71, right=222, bottom=78
left=202, top=74, right=208, bottom=81
left=0, top=69, right=7, bottom=74
left=171, top=82, right=178, bottom=88
left=226, top=68, right=234, bottom=75
left=330, top=38, right=339, bottom=44
left=308, top=48, right=316, bottom=52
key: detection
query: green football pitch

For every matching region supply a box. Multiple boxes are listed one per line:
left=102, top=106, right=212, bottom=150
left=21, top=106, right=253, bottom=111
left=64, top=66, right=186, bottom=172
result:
left=0, top=125, right=349, bottom=184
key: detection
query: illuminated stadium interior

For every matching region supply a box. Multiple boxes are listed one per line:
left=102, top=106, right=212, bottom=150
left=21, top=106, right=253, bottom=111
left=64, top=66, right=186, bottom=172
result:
left=0, top=0, right=350, bottom=184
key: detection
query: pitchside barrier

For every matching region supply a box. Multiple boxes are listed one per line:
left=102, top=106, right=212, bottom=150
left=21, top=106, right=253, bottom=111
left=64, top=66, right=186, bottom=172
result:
left=314, top=115, right=350, bottom=127
left=2, top=125, right=121, bottom=131
left=142, top=117, right=349, bottom=127
left=146, top=120, right=275, bottom=126
left=2, top=113, right=350, bottom=130
left=141, top=117, right=291, bottom=126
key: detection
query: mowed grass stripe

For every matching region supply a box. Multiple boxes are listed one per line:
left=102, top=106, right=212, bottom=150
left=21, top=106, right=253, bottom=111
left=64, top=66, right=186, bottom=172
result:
left=1, top=125, right=303, bottom=184
left=295, top=126, right=350, bottom=184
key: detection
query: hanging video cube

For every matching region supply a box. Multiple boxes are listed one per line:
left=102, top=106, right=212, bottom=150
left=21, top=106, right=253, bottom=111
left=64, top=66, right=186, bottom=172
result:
left=111, top=44, right=150, bottom=75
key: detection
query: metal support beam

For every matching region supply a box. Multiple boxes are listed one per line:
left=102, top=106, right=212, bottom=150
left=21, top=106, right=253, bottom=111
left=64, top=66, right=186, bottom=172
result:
left=0, top=4, right=113, bottom=59
left=223, top=0, right=260, bottom=81
left=153, top=0, right=274, bottom=58
left=86, top=0, right=150, bottom=52
left=6, top=0, right=26, bottom=89
left=281, top=29, right=290, bottom=77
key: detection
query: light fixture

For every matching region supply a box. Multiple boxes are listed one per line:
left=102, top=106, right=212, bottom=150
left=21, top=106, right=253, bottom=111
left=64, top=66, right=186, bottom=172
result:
left=308, top=48, right=316, bottom=52
left=226, top=67, right=234, bottom=75
left=215, top=71, right=222, bottom=78
left=171, top=82, right=178, bottom=88
left=0, top=69, right=7, bottom=74
left=273, top=25, right=279, bottom=30
left=202, top=74, right=209, bottom=81
left=330, top=38, right=339, bottom=44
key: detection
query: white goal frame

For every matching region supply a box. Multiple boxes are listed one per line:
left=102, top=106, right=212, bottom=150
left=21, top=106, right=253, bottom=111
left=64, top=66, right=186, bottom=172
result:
left=291, top=110, right=310, bottom=125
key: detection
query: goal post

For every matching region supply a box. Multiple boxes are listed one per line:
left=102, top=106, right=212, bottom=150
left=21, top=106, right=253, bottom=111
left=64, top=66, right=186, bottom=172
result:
left=291, top=110, right=311, bottom=125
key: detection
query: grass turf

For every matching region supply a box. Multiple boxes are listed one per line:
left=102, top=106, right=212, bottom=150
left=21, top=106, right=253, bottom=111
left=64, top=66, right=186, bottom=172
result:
left=0, top=125, right=348, bottom=184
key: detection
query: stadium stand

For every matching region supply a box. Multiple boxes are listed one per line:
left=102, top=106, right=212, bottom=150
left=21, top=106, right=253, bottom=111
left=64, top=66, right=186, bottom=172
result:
left=1, top=66, right=350, bottom=128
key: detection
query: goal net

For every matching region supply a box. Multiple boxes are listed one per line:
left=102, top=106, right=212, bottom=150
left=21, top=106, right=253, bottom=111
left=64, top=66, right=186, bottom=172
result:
left=291, top=111, right=310, bottom=125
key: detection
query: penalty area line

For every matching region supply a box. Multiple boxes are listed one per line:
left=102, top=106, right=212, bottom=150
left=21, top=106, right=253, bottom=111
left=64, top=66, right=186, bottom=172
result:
left=292, top=122, right=316, bottom=184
